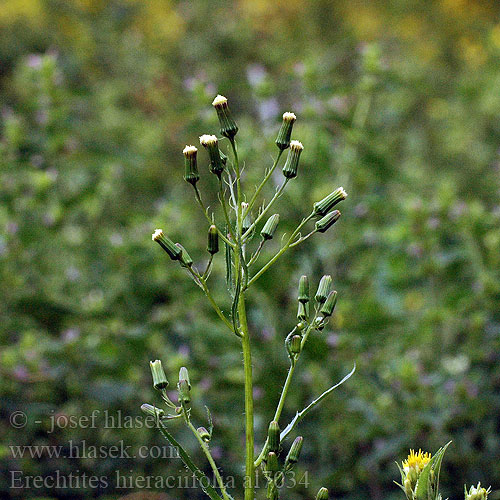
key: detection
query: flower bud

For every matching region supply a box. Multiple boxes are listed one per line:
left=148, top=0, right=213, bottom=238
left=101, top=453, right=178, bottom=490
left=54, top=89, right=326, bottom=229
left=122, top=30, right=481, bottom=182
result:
left=297, top=301, right=309, bottom=321
left=212, top=94, right=238, bottom=139
left=183, top=145, right=199, bottom=185
left=207, top=225, right=219, bottom=255
left=465, top=483, right=491, bottom=500
left=315, top=275, right=332, bottom=304
left=290, top=335, right=302, bottom=354
left=315, top=210, right=341, bottom=233
left=178, top=379, right=191, bottom=405
left=275, top=112, right=297, bottom=150
left=197, top=426, right=211, bottom=442
left=285, top=436, right=303, bottom=466
left=298, top=275, right=309, bottom=303
left=265, top=452, right=279, bottom=474
left=200, top=134, right=224, bottom=176
left=241, top=202, right=252, bottom=234
left=175, top=243, right=193, bottom=268
left=268, top=420, right=280, bottom=453
left=313, top=187, right=347, bottom=216
left=150, top=359, right=169, bottom=390
left=152, top=229, right=182, bottom=260
left=320, top=291, right=338, bottom=317
left=179, top=366, right=191, bottom=389
left=316, top=487, right=329, bottom=500
left=141, top=404, right=164, bottom=419
left=261, top=214, right=279, bottom=240
left=282, top=140, right=303, bottom=179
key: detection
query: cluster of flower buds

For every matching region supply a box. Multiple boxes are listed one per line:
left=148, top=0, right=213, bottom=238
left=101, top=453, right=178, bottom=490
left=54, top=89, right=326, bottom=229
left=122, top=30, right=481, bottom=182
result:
left=465, top=483, right=491, bottom=500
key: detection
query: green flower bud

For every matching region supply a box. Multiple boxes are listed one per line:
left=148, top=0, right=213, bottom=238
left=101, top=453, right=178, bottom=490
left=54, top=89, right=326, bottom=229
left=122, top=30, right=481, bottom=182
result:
left=261, top=214, right=280, bottom=240
left=298, top=275, right=309, bottom=303
left=152, top=229, right=182, bottom=260
left=175, top=243, right=193, bottom=268
left=197, top=426, right=211, bottom=442
left=285, top=436, right=303, bottom=466
left=320, top=291, right=338, bottom=317
left=178, top=379, right=191, bottom=405
left=275, top=112, right=297, bottom=150
left=316, top=487, right=329, bottom=500
left=183, top=145, right=199, bottom=185
left=200, top=134, right=224, bottom=176
left=315, top=210, right=341, bottom=233
left=179, top=366, right=191, bottom=389
left=150, top=359, right=169, bottom=390
left=140, top=404, right=164, bottom=419
left=268, top=420, right=280, bottom=453
left=212, top=95, right=238, bottom=139
left=297, top=301, right=309, bottom=321
left=313, top=187, right=347, bottom=216
left=290, top=335, right=302, bottom=355
left=266, top=452, right=279, bottom=474
left=282, top=140, right=303, bottom=179
left=207, top=225, right=219, bottom=255
left=315, top=275, right=332, bottom=304
left=465, top=483, right=491, bottom=500
left=242, top=202, right=252, bottom=234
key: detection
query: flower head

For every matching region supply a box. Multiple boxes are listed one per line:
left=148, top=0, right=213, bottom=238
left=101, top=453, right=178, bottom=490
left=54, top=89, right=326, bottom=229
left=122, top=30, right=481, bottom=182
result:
left=402, top=449, right=432, bottom=474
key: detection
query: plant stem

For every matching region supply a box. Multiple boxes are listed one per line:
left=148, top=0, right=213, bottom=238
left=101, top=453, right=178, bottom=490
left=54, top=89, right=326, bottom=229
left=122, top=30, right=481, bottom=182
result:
left=239, top=294, right=255, bottom=500
left=187, top=420, right=231, bottom=500
left=219, top=176, right=236, bottom=242
left=244, top=149, right=284, bottom=218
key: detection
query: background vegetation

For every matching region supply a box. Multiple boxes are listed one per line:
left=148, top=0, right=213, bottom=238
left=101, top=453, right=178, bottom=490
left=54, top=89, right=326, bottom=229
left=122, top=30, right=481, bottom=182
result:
left=1, top=0, right=500, bottom=499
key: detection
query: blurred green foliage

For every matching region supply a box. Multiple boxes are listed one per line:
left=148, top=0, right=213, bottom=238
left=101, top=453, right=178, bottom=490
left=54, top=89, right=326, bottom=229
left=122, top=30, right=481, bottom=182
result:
left=1, top=0, right=500, bottom=499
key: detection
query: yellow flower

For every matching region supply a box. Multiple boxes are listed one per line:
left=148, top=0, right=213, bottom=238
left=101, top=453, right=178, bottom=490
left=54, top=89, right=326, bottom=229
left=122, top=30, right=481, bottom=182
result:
left=402, top=449, right=432, bottom=474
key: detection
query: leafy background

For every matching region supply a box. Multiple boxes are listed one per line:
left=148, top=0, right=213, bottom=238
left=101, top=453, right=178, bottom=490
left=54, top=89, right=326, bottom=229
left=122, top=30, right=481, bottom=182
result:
left=1, top=0, right=500, bottom=499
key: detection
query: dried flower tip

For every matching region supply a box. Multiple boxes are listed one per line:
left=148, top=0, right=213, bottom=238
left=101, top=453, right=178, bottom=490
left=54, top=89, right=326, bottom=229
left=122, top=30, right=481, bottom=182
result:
left=316, top=487, right=329, bottom=500
left=200, top=134, right=224, bottom=176
left=179, top=366, right=191, bottom=389
left=282, top=140, right=304, bottom=179
left=290, top=335, right=302, bottom=354
left=297, top=301, right=309, bottom=321
left=275, top=111, right=297, bottom=150
left=175, top=243, right=193, bottom=268
left=141, top=403, right=164, bottom=419
left=183, top=145, right=199, bottom=185
left=265, top=451, right=279, bottom=474
left=313, top=187, right=347, bottom=216
left=212, top=94, right=238, bottom=139
left=150, top=359, right=169, bottom=390
left=465, top=483, right=491, bottom=500
left=207, top=225, right=219, bottom=255
left=315, top=275, right=332, bottom=303
left=152, top=229, right=182, bottom=260
left=315, top=210, right=341, bottom=233
left=197, top=426, right=211, bottom=442
left=320, top=291, right=338, bottom=317
left=261, top=214, right=280, bottom=240
left=298, top=275, right=309, bottom=303
left=268, top=420, right=280, bottom=453
left=285, top=436, right=304, bottom=466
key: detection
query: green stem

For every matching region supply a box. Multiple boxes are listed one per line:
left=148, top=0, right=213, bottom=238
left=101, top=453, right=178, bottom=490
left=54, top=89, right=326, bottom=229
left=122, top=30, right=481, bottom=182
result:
left=219, top=176, right=236, bottom=242
left=187, top=420, right=231, bottom=500
left=239, top=294, right=255, bottom=500
left=244, top=149, right=284, bottom=218
left=157, top=421, right=223, bottom=500
left=246, top=213, right=315, bottom=288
